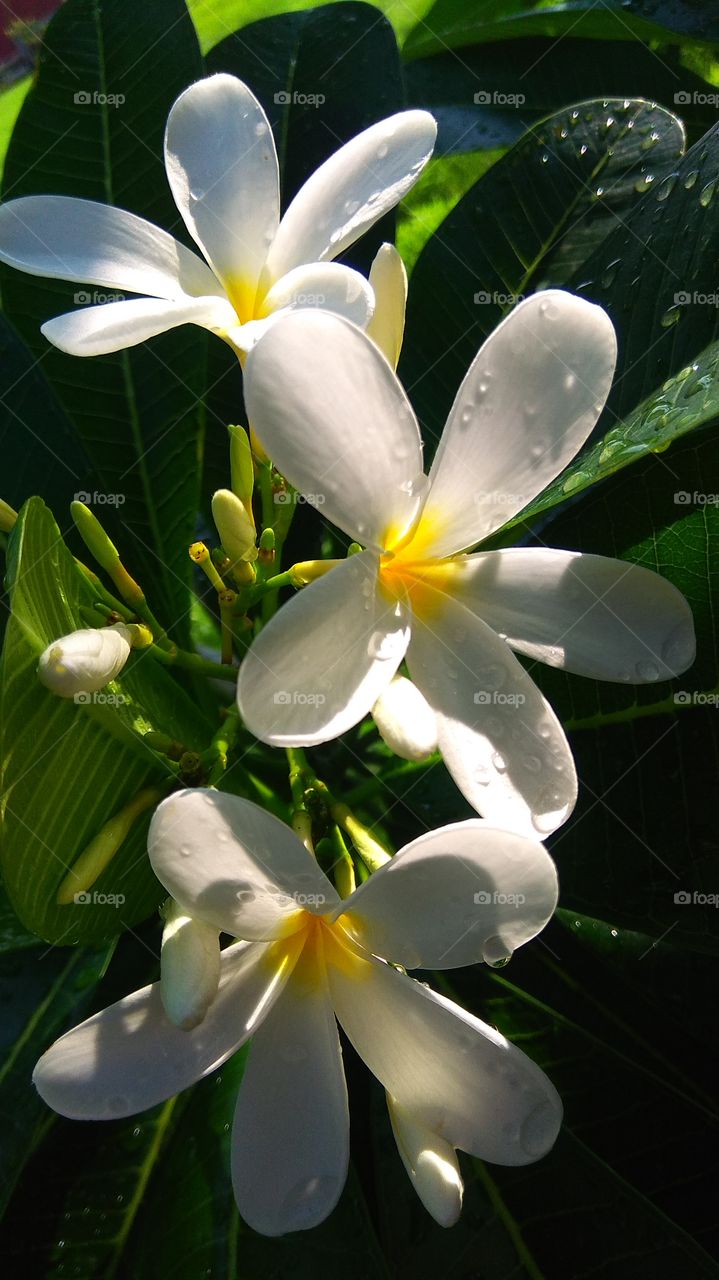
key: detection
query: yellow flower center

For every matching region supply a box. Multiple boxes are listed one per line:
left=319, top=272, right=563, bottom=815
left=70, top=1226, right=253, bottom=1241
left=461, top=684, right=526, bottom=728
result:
left=379, top=508, right=462, bottom=618
left=270, top=910, right=371, bottom=994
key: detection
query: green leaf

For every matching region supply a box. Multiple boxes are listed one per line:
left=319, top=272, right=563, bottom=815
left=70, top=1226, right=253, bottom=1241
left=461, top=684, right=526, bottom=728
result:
left=0, top=941, right=112, bottom=1215
left=401, top=98, right=684, bottom=441
left=1, top=497, right=210, bottom=945
left=505, top=335, right=719, bottom=532
left=403, top=0, right=718, bottom=61
left=188, top=0, right=433, bottom=53
left=569, top=117, right=719, bottom=423
left=0, top=311, right=91, bottom=520
left=0, top=0, right=205, bottom=641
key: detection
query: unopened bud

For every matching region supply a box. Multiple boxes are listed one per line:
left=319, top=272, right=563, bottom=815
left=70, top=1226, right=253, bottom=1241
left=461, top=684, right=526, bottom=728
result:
left=0, top=498, right=18, bottom=532
left=372, top=675, right=438, bottom=761
left=160, top=900, right=221, bottom=1030
left=212, top=489, right=258, bottom=565
left=366, top=243, right=408, bottom=369
left=387, top=1093, right=463, bottom=1228
left=38, top=623, right=132, bottom=698
left=228, top=424, right=255, bottom=518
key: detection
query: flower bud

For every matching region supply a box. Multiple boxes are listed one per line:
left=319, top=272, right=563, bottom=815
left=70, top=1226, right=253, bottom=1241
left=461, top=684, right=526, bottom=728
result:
left=387, top=1093, right=463, bottom=1228
left=212, top=488, right=258, bottom=564
left=160, top=901, right=221, bottom=1031
left=372, top=675, right=438, bottom=761
left=366, top=243, right=407, bottom=369
left=37, top=623, right=132, bottom=697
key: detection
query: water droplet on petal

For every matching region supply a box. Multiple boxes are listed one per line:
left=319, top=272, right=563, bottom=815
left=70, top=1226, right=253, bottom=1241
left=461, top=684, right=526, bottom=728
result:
left=520, top=1101, right=558, bottom=1156
left=661, top=620, right=694, bottom=670
left=483, top=934, right=512, bottom=967
left=635, top=659, right=660, bottom=681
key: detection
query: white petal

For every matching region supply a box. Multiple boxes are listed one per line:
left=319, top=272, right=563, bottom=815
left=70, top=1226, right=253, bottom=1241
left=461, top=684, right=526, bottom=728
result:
left=0, top=195, right=219, bottom=297
left=42, top=295, right=238, bottom=356
left=160, top=904, right=221, bottom=1031
left=37, top=623, right=131, bottom=697
left=406, top=587, right=577, bottom=837
left=261, top=261, right=374, bottom=329
left=265, top=110, right=436, bottom=280
left=328, top=951, right=562, bottom=1165
left=165, top=74, right=279, bottom=307
left=149, top=790, right=338, bottom=939
left=232, top=948, right=348, bottom=1236
left=365, top=243, right=407, bottom=368
left=33, top=940, right=297, bottom=1119
left=338, top=820, right=557, bottom=969
left=244, top=311, right=425, bottom=547
left=372, top=674, right=438, bottom=762
left=237, top=551, right=410, bottom=746
left=419, top=291, right=617, bottom=557
left=451, top=548, right=696, bottom=682
left=387, top=1094, right=463, bottom=1228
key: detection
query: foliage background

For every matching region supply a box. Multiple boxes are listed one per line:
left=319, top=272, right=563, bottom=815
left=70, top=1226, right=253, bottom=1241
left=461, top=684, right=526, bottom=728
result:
left=0, top=0, right=718, bottom=1276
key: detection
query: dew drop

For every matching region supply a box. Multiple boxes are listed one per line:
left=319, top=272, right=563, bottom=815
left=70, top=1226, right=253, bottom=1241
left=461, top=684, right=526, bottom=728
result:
left=520, top=1101, right=557, bottom=1156
left=377, top=141, right=389, bottom=159
left=636, top=659, right=660, bottom=681
left=683, top=168, right=699, bottom=190
left=524, top=754, right=542, bottom=773
left=660, top=304, right=681, bottom=328
left=491, top=751, right=507, bottom=773
left=699, top=179, right=716, bottom=208
left=483, top=935, right=511, bottom=967
left=661, top=620, right=694, bottom=670
left=180, top=844, right=192, bottom=858
left=655, top=172, right=677, bottom=202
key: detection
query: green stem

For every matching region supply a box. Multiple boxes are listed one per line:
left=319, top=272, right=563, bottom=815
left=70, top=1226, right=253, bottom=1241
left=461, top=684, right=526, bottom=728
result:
left=147, top=644, right=237, bottom=681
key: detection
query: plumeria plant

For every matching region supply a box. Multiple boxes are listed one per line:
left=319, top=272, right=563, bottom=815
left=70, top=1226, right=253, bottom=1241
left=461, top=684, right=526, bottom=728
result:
left=0, top=0, right=717, bottom=1274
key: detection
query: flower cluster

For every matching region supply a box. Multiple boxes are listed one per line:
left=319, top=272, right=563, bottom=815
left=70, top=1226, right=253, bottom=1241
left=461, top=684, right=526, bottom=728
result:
left=1, top=74, right=695, bottom=1238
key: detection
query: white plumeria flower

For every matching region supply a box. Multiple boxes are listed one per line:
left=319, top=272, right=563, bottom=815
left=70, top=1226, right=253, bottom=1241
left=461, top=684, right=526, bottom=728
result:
left=238, top=297, right=696, bottom=837
left=34, top=790, right=562, bottom=1237
left=37, top=622, right=132, bottom=697
left=0, top=76, right=436, bottom=359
